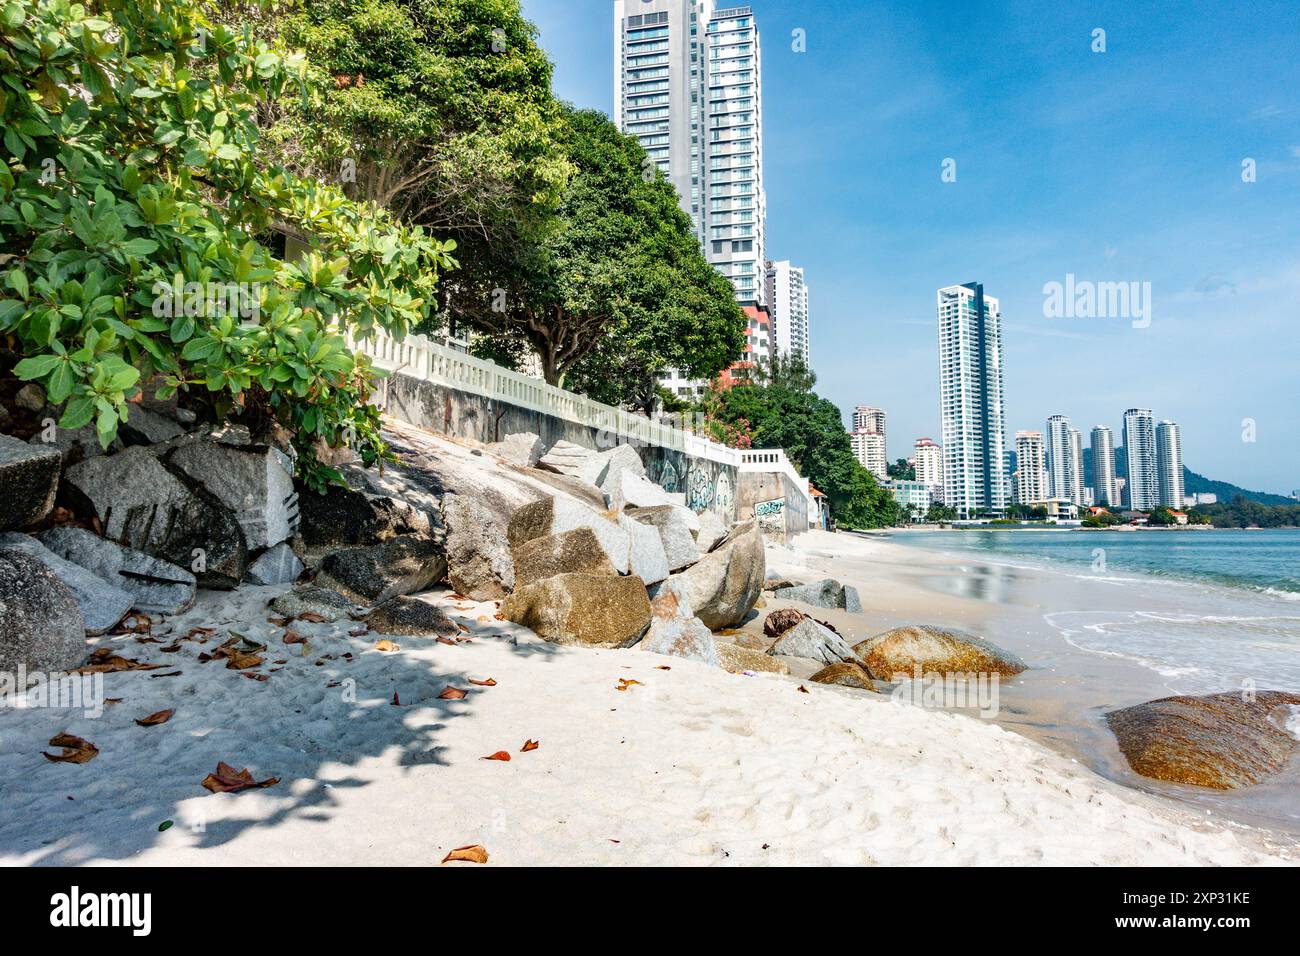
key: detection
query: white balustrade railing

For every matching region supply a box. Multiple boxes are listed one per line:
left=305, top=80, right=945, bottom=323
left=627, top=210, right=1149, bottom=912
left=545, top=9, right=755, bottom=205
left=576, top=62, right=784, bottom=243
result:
left=351, top=330, right=816, bottom=513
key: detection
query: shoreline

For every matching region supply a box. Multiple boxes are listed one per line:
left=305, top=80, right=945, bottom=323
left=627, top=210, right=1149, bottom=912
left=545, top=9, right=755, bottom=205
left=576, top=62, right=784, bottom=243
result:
left=774, top=529, right=1300, bottom=837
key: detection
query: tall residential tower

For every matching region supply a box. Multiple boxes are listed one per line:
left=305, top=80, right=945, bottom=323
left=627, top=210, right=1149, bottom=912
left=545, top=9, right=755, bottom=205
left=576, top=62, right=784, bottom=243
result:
left=613, top=0, right=767, bottom=308
left=1014, top=430, right=1048, bottom=505
left=937, top=283, right=1009, bottom=518
left=765, top=259, right=810, bottom=367
left=1090, top=425, right=1118, bottom=507
left=1156, top=420, right=1185, bottom=509
left=1123, top=408, right=1158, bottom=510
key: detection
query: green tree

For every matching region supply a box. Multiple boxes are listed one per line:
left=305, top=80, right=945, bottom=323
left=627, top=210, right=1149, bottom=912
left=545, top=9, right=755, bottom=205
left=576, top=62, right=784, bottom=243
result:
left=886, top=457, right=915, bottom=481
left=702, top=366, right=899, bottom=528
left=449, top=106, right=744, bottom=389
left=926, top=503, right=958, bottom=524
left=1, top=0, right=455, bottom=488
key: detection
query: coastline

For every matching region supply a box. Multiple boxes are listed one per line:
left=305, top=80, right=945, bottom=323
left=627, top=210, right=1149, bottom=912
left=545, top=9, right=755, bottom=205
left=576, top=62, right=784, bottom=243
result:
left=1, top=530, right=1297, bottom=865
left=776, top=529, right=1300, bottom=835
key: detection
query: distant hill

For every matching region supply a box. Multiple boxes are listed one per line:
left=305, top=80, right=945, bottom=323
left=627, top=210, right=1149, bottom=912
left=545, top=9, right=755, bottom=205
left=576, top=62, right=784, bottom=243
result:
left=1078, top=447, right=1293, bottom=506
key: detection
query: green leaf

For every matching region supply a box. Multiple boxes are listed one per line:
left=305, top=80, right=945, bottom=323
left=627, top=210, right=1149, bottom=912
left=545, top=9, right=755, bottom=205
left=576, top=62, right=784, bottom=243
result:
left=46, top=360, right=76, bottom=403
left=59, top=395, right=96, bottom=430
left=95, top=406, right=119, bottom=449
left=13, top=354, right=61, bottom=379
left=121, top=238, right=158, bottom=256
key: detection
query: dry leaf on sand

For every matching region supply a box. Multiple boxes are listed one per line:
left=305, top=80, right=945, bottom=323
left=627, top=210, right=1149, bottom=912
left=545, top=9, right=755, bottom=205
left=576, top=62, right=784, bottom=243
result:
left=374, top=639, right=400, bottom=652
left=481, top=751, right=511, bottom=762
left=200, top=762, right=279, bottom=794
left=42, top=733, right=98, bottom=764
left=438, top=686, right=467, bottom=700
left=442, top=844, right=488, bottom=864
left=135, top=709, right=174, bottom=727
left=468, top=677, right=496, bottom=687
left=520, top=739, right=539, bottom=753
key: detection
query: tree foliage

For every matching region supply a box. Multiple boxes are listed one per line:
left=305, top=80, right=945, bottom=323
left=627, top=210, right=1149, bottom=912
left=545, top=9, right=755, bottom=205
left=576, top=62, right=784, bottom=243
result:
left=0, top=0, right=455, bottom=488
left=701, top=363, right=900, bottom=529
left=450, top=106, right=744, bottom=391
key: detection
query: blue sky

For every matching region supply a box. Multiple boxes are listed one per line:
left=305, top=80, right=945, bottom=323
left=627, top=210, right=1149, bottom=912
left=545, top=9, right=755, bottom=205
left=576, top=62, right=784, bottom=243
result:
left=521, top=0, right=1300, bottom=493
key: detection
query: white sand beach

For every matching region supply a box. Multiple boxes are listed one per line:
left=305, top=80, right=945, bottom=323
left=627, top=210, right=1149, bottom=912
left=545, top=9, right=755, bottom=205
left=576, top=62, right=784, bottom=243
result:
left=1, top=528, right=1296, bottom=866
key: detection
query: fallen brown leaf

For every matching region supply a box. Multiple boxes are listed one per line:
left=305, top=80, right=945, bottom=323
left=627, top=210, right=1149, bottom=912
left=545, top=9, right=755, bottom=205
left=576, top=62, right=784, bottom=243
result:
left=200, top=762, right=279, bottom=794
left=241, top=672, right=269, bottom=682
left=374, top=639, right=400, bottom=652
left=224, top=649, right=264, bottom=670
left=481, top=751, right=511, bottom=762
left=468, top=677, right=496, bottom=687
left=42, top=733, right=98, bottom=764
left=436, top=637, right=456, bottom=646
left=159, top=642, right=182, bottom=653
left=71, top=648, right=164, bottom=674
left=615, top=678, right=643, bottom=692
left=520, top=739, right=539, bottom=753
left=441, top=844, right=488, bottom=865
left=283, top=629, right=307, bottom=645
left=438, top=686, right=467, bottom=700
left=655, top=665, right=672, bottom=671
left=797, top=685, right=809, bottom=694
left=135, top=709, right=174, bottom=727
left=391, top=692, right=400, bottom=706
left=296, top=612, right=329, bottom=624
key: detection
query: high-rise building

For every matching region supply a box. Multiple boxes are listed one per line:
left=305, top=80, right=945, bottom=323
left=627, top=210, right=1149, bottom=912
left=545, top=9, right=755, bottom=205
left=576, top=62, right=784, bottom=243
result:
left=1123, top=408, right=1158, bottom=510
left=850, top=429, right=887, bottom=481
left=1045, top=415, right=1084, bottom=505
left=1156, top=420, right=1185, bottom=509
left=1090, top=426, right=1118, bottom=507
left=853, top=405, right=886, bottom=436
left=614, top=0, right=766, bottom=308
left=1014, top=430, right=1048, bottom=505
left=764, top=259, right=810, bottom=367
left=913, top=438, right=943, bottom=497
left=937, top=282, right=1008, bottom=518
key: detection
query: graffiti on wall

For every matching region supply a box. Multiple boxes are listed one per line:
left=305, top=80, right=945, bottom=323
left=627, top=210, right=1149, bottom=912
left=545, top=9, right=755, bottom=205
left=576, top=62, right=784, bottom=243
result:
left=687, top=466, right=714, bottom=513
left=713, top=471, right=734, bottom=517
left=755, top=497, right=785, bottom=535
left=658, top=459, right=680, bottom=494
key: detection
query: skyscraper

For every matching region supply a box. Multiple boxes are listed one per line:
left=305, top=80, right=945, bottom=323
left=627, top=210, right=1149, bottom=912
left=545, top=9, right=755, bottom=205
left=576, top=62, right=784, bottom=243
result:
left=613, top=0, right=766, bottom=308
left=937, top=283, right=1008, bottom=518
left=765, top=259, right=810, bottom=367
left=913, top=437, right=943, bottom=498
left=1156, top=420, right=1185, bottom=509
left=850, top=429, right=887, bottom=480
left=1014, top=430, right=1048, bottom=505
left=853, top=405, right=886, bottom=436
left=1090, top=425, right=1117, bottom=507
left=1046, top=415, right=1083, bottom=505
left=1123, top=408, right=1158, bottom=510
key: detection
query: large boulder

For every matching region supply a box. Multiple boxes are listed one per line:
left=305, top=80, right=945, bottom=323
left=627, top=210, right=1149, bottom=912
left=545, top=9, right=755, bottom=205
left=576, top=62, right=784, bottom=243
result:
left=694, top=510, right=728, bottom=553
left=501, top=572, right=651, bottom=648
left=63, top=446, right=247, bottom=588
left=118, top=405, right=186, bottom=446
left=619, top=514, right=669, bottom=586
left=441, top=493, right=514, bottom=600
left=0, top=548, right=86, bottom=673
left=296, top=483, right=431, bottom=550
left=513, top=526, right=619, bottom=588
left=603, top=469, right=675, bottom=512
left=270, top=584, right=359, bottom=622
left=853, top=624, right=1026, bottom=679
left=810, top=661, right=876, bottom=690
left=1106, top=691, right=1300, bottom=790
left=536, top=440, right=604, bottom=485
left=244, top=542, right=305, bottom=586
left=365, top=596, right=460, bottom=637
left=772, top=578, right=862, bottom=613
left=486, top=432, right=545, bottom=467
left=640, top=577, right=718, bottom=666
left=0, top=433, right=60, bottom=531
left=768, top=617, right=860, bottom=666
left=507, top=497, right=629, bottom=574
left=316, top=534, right=447, bottom=606
left=595, top=444, right=645, bottom=496
left=626, top=505, right=699, bottom=572
left=39, top=526, right=197, bottom=614
left=167, top=441, right=298, bottom=550
left=676, top=519, right=764, bottom=629
left=0, top=532, right=131, bottom=635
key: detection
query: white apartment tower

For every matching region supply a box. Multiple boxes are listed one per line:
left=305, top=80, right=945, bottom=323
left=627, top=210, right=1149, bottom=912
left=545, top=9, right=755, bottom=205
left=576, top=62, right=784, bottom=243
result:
left=850, top=429, right=888, bottom=481
left=913, top=438, right=943, bottom=497
left=1090, top=425, right=1118, bottom=507
left=1045, top=415, right=1084, bottom=505
left=1123, top=408, right=1158, bottom=510
left=1156, top=420, right=1185, bottom=509
left=853, top=405, right=886, bottom=436
left=937, top=282, right=1009, bottom=518
left=765, top=259, right=810, bottom=367
left=613, top=0, right=767, bottom=308
left=1014, top=430, right=1048, bottom=505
